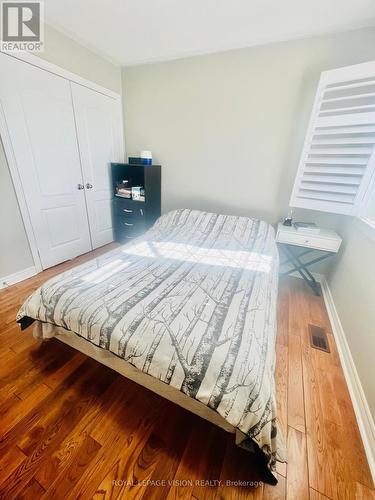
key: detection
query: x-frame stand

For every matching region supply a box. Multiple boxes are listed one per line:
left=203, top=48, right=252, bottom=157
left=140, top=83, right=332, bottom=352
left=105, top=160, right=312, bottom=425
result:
left=277, top=243, right=334, bottom=295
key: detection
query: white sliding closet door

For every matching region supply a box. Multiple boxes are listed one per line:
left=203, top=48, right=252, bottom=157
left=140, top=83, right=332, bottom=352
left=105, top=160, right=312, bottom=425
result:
left=0, top=53, right=92, bottom=269
left=71, top=83, right=124, bottom=249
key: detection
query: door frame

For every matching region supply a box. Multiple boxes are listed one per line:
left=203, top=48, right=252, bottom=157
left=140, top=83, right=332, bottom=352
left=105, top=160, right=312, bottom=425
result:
left=0, top=50, right=125, bottom=273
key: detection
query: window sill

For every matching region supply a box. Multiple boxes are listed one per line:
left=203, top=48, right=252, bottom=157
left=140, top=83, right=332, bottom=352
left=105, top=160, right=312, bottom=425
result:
left=356, top=217, right=375, bottom=244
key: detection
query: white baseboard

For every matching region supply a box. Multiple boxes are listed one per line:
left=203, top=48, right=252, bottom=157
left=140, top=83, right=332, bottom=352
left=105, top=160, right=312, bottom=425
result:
left=0, top=266, right=37, bottom=289
left=319, top=276, right=375, bottom=485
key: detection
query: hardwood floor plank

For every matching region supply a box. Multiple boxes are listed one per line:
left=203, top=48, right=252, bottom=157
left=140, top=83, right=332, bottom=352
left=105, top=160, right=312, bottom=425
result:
left=17, top=477, right=46, bottom=499
left=89, top=410, right=163, bottom=499
left=88, top=378, right=144, bottom=444
left=0, top=383, right=52, bottom=437
left=274, top=343, right=288, bottom=444
left=0, top=359, right=99, bottom=458
left=276, top=278, right=289, bottom=347
left=165, top=420, right=226, bottom=500
left=309, top=488, right=331, bottom=500
left=190, top=426, right=227, bottom=500
left=0, top=446, right=27, bottom=486
left=314, top=371, right=340, bottom=428
left=308, top=291, right=333, bottom=335
left=65, top=382, right=165, bottom=499
left=0, top=341, right=47, bottom=380
left=302, top=339, right=354, bottom=499
left=42, top=349, right=86, bottom=390
left=34, top=377, right=124, bottom=491
left=288, top=278, right=310, bottom=338
left=140, top=405, right=194, bottom=500
left=0, top=348, right=15, bottom=365
left=16, top=360, right=110, bottom=454
left=286, top=426, right=309, bottom=500
left=263, top=473, right=286, bottom=500
left=287, top=334, right=305, bottom=433
left=353, top=482, right=375, bottom=500
left=40, top=435, right=102, bottom=500
left=302, top=339, right=332, bottom=498
left=275, top=460, right=287, bottom=479
left=216, top=439, right=264, bottom=500
left=1, top=344, right=76, bottom=402
left=36, top=430, right=91, bottom=490
left=0, top=363, right=116, bottom=499
left=93, top=429, right=163, bottom=500
left=17, top=360, right=103, bottom=455
left=331, top=367, right=374, bottom=488
left=8, top=332, right=39, bottom=354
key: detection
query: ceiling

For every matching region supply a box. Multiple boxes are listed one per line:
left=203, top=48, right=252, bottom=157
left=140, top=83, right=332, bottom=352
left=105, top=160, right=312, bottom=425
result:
left=45, top=0, right=375, bottom=67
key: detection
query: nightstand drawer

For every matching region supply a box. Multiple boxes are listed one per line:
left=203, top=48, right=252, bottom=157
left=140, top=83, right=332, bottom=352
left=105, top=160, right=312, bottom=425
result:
left=276, top=231, right=341, bottom=252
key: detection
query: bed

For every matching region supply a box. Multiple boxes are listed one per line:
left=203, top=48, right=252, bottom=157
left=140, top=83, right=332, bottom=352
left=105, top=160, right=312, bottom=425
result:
left=17, top=209, right=286, bottom=484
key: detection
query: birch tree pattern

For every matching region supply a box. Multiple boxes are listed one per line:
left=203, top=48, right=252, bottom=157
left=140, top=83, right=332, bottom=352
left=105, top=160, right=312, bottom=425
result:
left=17, top=209, right=286, bottom=478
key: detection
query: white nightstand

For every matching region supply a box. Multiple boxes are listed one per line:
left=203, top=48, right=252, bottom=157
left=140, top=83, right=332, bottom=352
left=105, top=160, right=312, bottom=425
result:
left=275, top=223, right=342, bottom=295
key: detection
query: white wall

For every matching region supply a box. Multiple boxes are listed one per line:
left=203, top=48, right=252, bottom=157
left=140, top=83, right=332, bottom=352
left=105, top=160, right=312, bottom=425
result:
left=328, top=220, right=375, bottom=417
left=122, top=27, right=375, bottom=227
left=0, top=25, right=122, bottom=279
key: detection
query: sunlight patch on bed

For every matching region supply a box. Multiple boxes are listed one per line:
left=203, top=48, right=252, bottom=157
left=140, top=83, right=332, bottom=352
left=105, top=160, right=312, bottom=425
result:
left=82, top=259, right=130, bottom=284
left=122, top=241, right=272, bottom=273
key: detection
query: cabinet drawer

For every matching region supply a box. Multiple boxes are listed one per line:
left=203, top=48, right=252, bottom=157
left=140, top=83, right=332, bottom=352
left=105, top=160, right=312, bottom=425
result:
left=277, top=231, right=341, bottom=252
left=113, top=199, right=145, bottom=219
left=114, top=216, right=146, bottom=239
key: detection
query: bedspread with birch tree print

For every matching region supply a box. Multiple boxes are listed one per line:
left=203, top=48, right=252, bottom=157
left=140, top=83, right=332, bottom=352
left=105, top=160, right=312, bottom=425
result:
left=17, top=209, right=286, bottom=480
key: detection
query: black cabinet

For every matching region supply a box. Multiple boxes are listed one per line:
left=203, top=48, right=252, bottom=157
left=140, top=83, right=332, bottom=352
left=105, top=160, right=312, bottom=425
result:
left=111, top=163, right=161, bottom=243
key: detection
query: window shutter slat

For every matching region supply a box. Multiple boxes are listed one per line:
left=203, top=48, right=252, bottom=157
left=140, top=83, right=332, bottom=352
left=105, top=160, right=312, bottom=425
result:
left=290, top=61, right=375, bottom=215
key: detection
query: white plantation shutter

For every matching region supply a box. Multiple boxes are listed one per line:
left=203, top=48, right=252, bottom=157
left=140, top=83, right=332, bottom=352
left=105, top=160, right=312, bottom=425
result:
left=290, top=61, right=375, bottom=215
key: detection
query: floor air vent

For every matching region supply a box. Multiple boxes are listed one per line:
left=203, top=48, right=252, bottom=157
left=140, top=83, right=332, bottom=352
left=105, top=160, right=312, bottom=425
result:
left=309, top=324, right=330, bottom=353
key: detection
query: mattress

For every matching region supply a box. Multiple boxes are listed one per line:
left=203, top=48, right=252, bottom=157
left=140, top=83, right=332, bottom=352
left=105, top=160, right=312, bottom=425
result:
left=17, top=209, right=286, bottom=482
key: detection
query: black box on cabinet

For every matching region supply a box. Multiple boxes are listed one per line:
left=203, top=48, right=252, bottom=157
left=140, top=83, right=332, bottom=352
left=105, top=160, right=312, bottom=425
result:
left=111, top=163, right=161, bottom=243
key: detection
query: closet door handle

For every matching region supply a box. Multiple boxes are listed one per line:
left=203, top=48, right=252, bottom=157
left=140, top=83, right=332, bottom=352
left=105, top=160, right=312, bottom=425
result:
left=86, top=183, right=93, bottom=189
left=77, top=183, right=84, bottom=190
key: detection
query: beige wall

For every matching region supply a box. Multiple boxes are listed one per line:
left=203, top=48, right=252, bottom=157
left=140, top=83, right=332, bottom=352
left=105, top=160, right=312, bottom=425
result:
left=328, top=220, right=375, bottom=416
left=122, top=27, right=375, bottom=227
left=40, top=25, right=122, bottom=94
left=0, top=25, right=122, bottom=278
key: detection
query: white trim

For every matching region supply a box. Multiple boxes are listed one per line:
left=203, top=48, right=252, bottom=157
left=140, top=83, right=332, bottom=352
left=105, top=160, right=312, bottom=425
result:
left=0, top=266, right=37, bottom=289
left=319, top=276, right=375, bottom=485
left=0, top=51, right=121, bottom=100
left=121, top=24, right=375, bottom=67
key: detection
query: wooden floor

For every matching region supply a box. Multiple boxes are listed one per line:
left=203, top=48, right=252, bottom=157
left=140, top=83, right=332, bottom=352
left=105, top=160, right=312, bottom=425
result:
left=0, top=245, right=374, bottom=500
